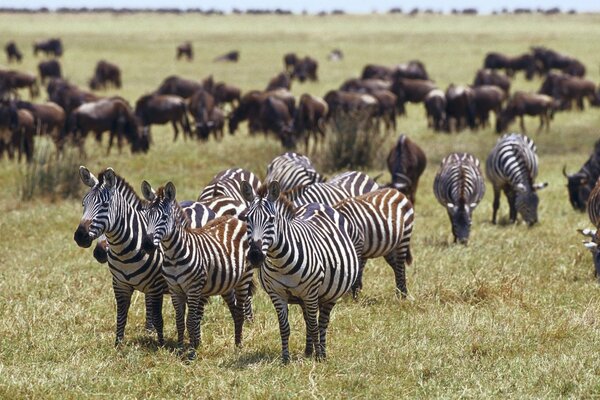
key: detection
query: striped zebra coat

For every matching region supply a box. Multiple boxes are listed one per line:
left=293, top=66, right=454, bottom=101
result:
left=285, top=171, right=379, bottom=207
left=433, top=153, right=486, bottom=244
left=198, top=167, right=261, bottom=203
left=579, top=179, right=600, bottom=278
left=142, top=182, right=251, bottom=357
left=240, top=181, right=360, bottom=362
left=485, top=133, right=547, bottom=225
left=265, top=152, right=324, bottom=192
left=74, top=167, right=166, bottom=346
left=334, top=188, right=414, bottom=297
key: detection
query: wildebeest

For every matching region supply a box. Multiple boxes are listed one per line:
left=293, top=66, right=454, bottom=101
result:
left=15, top=100, right=65, bottom=148
left=324, top=90, right=378, bottom=125
left=563, top=139, right=600, bottom=211
left=266, top=72, right=291, bottom=91
left=473, top=68, right=511, bottom=94
left=259, top=96, right=295, bottom=148
left=5, top=41, right=22, bottom=63
left=369, top=90, right=397, bottom=131
left=38, top=59, right=61, bottom=83
left=176, top=41, right=193, bottom=61
left=483, top=51, right=537, bottom=80
left=89, top=60, right=122, bottom=90
left=539, top=72, right=597, bottom=110
left=531, top=46, right=585, bottom=77
left=327, top=49, right=343, bottom=61
left=471, top=85, right=506, bottom=129
left=392, top=60, right=430, bottom=81
left=386, top=134, right=427, bottom=204
left=229, top=89, right=295, bottom=135
left=444, top=84, right=475, bottom=132
left=294, top=93, right=328, bottom=151
left=391, top=78, right=437, bottom=115
left=0, top=100, right=35, bottom=162
left=292, top=56, right=318, bottom=82
left=68, top=97, right=148, bottom=155
left=33, top=38, right=63, bottom=57
left=361, top=64, right=393, bottom=80
left=47, top=79, right=100, bottom=116
left=188, top=88, right=216, bottom=139
left=213, top=82, right=241, bottom=107
left=134, top=93, right=191, bottom=141
left=213, top=50, right=239, bottom=62
left=424, top=89, right=446, bottom=131
left=496, top=91, right=556, bottom=133
left=0, top=69, right=39, bottom=99
left=339, top=78, right=390, bottom=93
left=283, top=52, right=298, bottom=72
left=156, top=75, right=213, bottom=99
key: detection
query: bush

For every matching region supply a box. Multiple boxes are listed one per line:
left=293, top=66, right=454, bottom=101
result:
left=19, top=139, right=84, bottom=201
left=315, top=110, right=389, bottom=172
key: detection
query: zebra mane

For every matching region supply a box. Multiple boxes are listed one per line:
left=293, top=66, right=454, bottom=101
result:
left=257, top=183, right=297, bottom=219
left=98, top=170, right=147, bottom=210
left=154, top=186, right=193, bottom=228
left=509, top=142, right=535, bottom=186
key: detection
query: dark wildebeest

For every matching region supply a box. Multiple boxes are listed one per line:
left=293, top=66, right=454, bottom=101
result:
left=369, top=90, right=398, bottom=131
left=483, top=51, right=537, bottom=80
left=424, top=89, right=446, bottom=131
left=339, top=78, right=390, bottom=93
left=176, top=42, right=193, bottom=61
left=386, top=134, right=427, bottom=204
left=473, top=68, right=511, bottom=94
left=392, top=60, right=430, bottom=81
left=259, top=96, right=295, bottom=149
left=38, top=59, right=61, bottom=83
left=33, top=38, right=63, bottom=57
left=15, top=100, right=65, bottom=149
left=327, top=49, right=343, bottom=61
left=563, top=139, right=600, bottom=211
left=229, top=89, right=295, bottom=135
left=323, top=90, right=378, bottom=122
left=134, top=93, right=191, bottom=141
left=444, top=84, right=476, bottom=132
left=391, top=78, right=437, bottom=115
left=188, top=88, right=216, bottom=140
left=292, top=56, right=318, bottom=82
left=69, top=97, right=148, bottom=155
left=471, top=85, right=506, bottom=129
left=361, top=64, right=393, bottom=80
left=89, top=60, right=122, bottom=90
left=156, top=75, right=213, bottom=99
left=294, top=93, right=328, bottom=152
left=5, top=41, right=22, bottom=63
left=213, top=50, right=239, bottom=62
left=496, top=91, right=556, bottom=133
left=540, top=73, right=597, bottom=110
left=47, top=79, right=100, bottom=116
left=283, top=53, right=298, bottom=73
left=0, top=69, right=40, bottom=99
left=531, top=46, right=585, bottom=77
left=0, top=101, right=35, bottom=162
left=213, top=82, right=241, bottom=107
left=266, top=72, right=291, bottom=91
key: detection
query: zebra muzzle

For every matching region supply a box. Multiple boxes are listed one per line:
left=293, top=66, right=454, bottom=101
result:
left=142, top=234, right=157, bottom=252
left=247, top=241, right=265, bottom=267
left=74, top=221, right=93, bottom=248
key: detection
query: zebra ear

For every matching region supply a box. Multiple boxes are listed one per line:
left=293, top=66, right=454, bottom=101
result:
left=164, top=182, right=176, bottom=201
left=104, top=168, right=116, bottom=189
left=140, top=181, right=156, bottom=201
left=267, top=181, right=281, bottom=202
left=240, top=181, right=255, bottom=203
left=79, top=166, right=98, bottom=187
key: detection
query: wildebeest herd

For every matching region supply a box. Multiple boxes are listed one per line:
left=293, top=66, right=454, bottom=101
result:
left=3, top=36, right=600, bottom=363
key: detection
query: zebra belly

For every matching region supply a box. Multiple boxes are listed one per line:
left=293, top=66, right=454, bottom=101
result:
left=108, top=253, right=164, bottom=293
left=259, top=263, right=324, bottom=301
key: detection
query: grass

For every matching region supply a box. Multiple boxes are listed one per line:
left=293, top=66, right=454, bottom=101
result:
left=1, top=12, right=600, bottom=398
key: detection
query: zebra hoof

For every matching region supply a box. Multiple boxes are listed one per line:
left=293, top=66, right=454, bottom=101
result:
left=281, top=355, right=290, bottom=364
left=114, top=338, right=124, bottom=348
left=187, top=349, right=197, bottom=361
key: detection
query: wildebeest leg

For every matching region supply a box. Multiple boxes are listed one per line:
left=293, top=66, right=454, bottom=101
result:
left=492, top=186, right=500, bottom=224
left=519, top=116, right=526, bottom=133
left=171, top=120, right=179, bottom=141
left=107, top=130, right=114, bottom=156
left=182, top=112, right=192, bottom=139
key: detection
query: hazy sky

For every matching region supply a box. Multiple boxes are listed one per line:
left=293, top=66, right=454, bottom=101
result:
left=4, top=0, right=600, bottom=13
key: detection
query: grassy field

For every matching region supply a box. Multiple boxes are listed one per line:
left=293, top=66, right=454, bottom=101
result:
left=2, top=12, right=600, bottom=398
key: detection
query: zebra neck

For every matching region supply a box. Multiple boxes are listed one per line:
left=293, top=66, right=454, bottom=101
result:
left=105, top=194, right=145, bottom=255
left=266, top=217, right=298, bottom=267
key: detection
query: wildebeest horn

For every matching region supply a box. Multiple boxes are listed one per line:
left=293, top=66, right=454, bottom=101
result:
left=372, top=173, right=383, bottom=182
left=578, top=228, right=597, bottom=237
left=562, top=165, right=570, bottom=178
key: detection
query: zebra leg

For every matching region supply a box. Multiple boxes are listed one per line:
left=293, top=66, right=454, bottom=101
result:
left=507, top=190, right=517, bottom=223
left=317, top=302, right=335, bottom=360
left=186, top=295, right=208, bottom=360
left=144, top=295, right=155, bottom=333
left=233, top=287, right=247, bottom=347
left=300, top=302, right=314, bottom=357
left=385, top=250, right=408, bottom=298
left=351, top=259, right=367, bottom=299
left=171, top=293, right=187, bottom=353
left=302, top=296, right=320, bottom=360
left=269, top=294, right=291, bottom=363
left=492, top=186, right=501, bottom=224
left=149, top=294, right=164, bottom=346
left=112, top=280, right=134, bottom=346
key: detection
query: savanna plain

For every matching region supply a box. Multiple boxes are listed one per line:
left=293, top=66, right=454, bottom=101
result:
left=1, top=12, right=600, bottom=398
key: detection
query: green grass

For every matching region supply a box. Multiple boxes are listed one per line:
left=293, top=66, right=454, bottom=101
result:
left=2, top=12, right=600, bottom=398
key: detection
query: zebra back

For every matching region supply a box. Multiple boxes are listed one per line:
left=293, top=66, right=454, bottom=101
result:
left=486, top=133, right=538, bottom=189
left=198, top=168, right=261, bottom=202
left=266, top=152, right=324, bottom=192
left=327, top=171, right=380, bottom=196
left=434, top=152, right=485, bottom=207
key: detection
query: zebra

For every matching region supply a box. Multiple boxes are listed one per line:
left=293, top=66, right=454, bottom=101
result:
left=485, top=133, right=547, bottom=226
left=334, top=188, right=414, bottom=298
left=240, top=181, right=360, bottom=362
left=433, top=153, right=486, bottom=244
left=141, top=181, right=252, bottom=359
left=285, top=171, right=379, bottom=207
left=74, top=167, right=167, bottom=346
left=578, top=179, right=600, bottom=279
left=197, top=167, right=261, bottom=202
left=265, top=152, right=325, bottom=192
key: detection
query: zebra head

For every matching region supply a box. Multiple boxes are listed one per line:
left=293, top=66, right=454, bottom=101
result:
left=515, top=182, right=548, bottom=226
left=140, top=180, right=176, bottom=251
left=446, top=201, right=478, bottom=245
left=74, top=166, right=117, bottom=248
left=240, top=180, right=279, bottom=267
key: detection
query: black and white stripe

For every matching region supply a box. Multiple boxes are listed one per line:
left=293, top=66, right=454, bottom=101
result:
left=240, top=181, right=360, bottom=362
left=433, top=153, right=485, bottom=244
left=265, top=152, right=325, bottom=192
left=198, top=167, right=261, bottom=202
left=485, top=133, right=547, bottom=225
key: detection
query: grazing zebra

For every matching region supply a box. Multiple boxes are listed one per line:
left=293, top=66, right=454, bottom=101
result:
left=197, top=167, right=261, bottom=202
left=485, top=133, right=547, bottom=226
left=265, top=152, right=325, bottom=192
left=240, top=181, right=360, bottom=362
left=74, top=167, right=166, bottom=346
left=334, top=188, right=414, bottom=298
left=285, top=171, right=379, bottom=207
left=578, top=179, right=600, bottom=278
left=141, top=181, right=252, bottom=359
left=433, top=153, right=486, bottom=244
